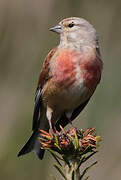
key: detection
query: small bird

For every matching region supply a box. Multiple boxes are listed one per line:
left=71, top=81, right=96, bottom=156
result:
left=18, top=17, right=103, bottom=159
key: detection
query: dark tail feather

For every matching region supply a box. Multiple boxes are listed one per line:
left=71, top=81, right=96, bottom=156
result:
left=17, top=130, right=45, bottom=160
left=18, top=105, right=50, bottom=160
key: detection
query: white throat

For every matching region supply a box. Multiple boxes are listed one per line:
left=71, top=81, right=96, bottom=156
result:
left=59, top=31, right=97, bottom=51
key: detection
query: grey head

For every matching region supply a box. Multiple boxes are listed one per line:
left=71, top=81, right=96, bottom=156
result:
left=50, top=17, right=98, bottom=49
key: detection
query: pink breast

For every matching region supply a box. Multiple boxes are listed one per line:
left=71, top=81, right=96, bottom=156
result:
left=52, top=49, right=102, bottom=89
left=81, top=58, right=102, bottom=89
left=52, top=49, right=77, bottom=88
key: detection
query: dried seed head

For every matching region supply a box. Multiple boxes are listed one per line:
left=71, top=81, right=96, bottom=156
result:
left=39, top=126, right=101, bottom=157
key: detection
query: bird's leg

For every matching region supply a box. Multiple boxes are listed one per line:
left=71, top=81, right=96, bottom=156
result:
left=49, top=122, right=54, bottom=137
left=46, top=106, right=54, bottom=137
left=68, top=118, right=76, bottom=129
left=68, top=118, right=73, bottom=126
left=66, top=111, right=75, bottom=128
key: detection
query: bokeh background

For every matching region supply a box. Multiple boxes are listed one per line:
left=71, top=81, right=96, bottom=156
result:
left=0, top=0, right=121, bottom=179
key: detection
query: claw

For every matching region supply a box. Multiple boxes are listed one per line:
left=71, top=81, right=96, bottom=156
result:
left=49, top=128, right=55, bottom=138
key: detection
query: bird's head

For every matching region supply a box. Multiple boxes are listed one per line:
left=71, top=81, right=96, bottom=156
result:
left=50, top=17, right=98, bottom=49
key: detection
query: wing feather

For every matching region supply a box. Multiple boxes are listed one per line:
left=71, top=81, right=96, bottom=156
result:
left=32, top=47, right=57, bottom=131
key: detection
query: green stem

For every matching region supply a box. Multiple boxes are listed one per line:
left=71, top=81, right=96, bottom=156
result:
left=64, top=159, right=80, bottom=180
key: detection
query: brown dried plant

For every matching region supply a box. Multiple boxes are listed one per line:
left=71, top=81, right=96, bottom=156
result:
left=39, top=126, right=101, bottom=180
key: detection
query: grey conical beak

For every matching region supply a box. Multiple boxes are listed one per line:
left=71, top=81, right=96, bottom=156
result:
left=49, top=24, right=62, bottom=34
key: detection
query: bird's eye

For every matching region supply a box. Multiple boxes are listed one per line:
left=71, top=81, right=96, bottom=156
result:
left=68, top=22, right=74, bottom=28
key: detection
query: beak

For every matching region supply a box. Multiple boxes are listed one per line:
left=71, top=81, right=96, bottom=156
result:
left=49, top=24, right=62, bottom=34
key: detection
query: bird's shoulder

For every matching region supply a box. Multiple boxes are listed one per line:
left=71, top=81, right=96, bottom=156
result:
left=37, top=47, right=57, bottom=89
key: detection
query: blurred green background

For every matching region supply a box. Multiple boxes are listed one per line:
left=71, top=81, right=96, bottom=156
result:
left=0, top=0, right=121, bottom=179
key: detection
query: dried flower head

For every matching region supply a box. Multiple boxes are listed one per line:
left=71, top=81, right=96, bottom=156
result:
left=39, top=126, right=101, bottom=158
left=39, top=126, right=101, bottom=180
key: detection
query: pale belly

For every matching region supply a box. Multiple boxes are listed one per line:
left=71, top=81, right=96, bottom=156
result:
left=56, top=80, right=91, bottom=111
left=42, top=77, right=92, bottom=113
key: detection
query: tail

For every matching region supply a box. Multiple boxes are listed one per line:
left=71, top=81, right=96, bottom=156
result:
left=17, top=130, right=45, bottom=160
left=18, top=105, right=49, bottom=160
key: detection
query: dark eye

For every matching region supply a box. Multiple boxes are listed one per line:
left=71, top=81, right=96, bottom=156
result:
left=68, top=22, right=74, bottom=28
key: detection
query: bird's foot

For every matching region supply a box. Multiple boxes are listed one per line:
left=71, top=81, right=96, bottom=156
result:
left=49, top=128, right=55, bottom=138
left=68, top=119, right=76, bottom=129
left=70, top=123, right=77, bottom=131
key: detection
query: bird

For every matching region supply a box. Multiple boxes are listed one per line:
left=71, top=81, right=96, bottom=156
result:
left=18, top=17, right=103, bottom=160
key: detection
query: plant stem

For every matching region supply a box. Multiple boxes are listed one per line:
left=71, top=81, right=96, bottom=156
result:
left=64, top=159, right=80, bottom=180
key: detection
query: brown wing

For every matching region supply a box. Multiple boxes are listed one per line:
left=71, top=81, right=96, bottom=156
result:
left=32, top=47, right=57, bottom=131
left=37, top=47, right=57, bottom=88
